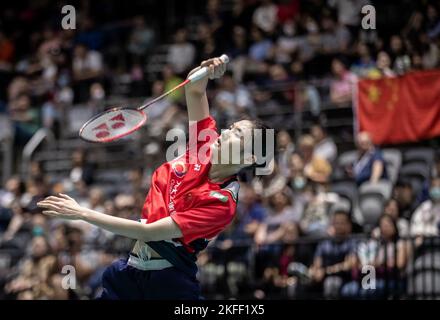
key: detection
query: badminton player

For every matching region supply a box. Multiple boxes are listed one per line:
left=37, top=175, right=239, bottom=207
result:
left=37, top=56, right=267, bottom=299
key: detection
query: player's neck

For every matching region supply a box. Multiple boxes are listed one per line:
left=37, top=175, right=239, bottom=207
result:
left=208, top=163, right=240, bottom=183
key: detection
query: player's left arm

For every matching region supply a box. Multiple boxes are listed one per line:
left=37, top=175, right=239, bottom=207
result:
left=37, top=194, right=182, bottom=242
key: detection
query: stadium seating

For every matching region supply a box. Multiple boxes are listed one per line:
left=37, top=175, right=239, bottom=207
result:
left=330, top=180, right=358, bottom=210
left=382, top=148, right=402, bottom=184
left=407, top=250, right=440, bottom=299
left=399, top=162, right=431, bottom=197
left=403, top=148, right=435, bottom=167
left=357, top=180, right=393, bottom=230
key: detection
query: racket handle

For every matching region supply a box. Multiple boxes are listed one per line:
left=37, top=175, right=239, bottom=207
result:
left=187, top=54, right=229, bottom=82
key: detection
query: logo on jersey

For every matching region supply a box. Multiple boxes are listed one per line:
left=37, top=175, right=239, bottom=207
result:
left=172, top=161, right=187, bottom=178
left=210, top=191, right=228, bottom=203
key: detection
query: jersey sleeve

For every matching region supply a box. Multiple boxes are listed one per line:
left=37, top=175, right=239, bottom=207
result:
left=170, top=190, right=236, bottom=244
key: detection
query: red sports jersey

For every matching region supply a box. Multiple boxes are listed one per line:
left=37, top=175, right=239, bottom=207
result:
left=141, top=116, right=239, bottom=252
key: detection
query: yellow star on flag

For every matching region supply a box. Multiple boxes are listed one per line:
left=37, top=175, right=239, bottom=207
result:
left=367, top=85, right=381, bottom=103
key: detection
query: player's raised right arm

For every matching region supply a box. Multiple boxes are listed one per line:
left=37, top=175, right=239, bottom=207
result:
left=184, top=57, right=227, bottom=122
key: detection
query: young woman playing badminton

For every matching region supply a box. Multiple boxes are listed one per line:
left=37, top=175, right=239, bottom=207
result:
left=37, top=56, right=267, bottom=299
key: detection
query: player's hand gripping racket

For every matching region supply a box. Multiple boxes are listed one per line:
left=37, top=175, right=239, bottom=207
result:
left=79, top=54, right=229, bottom=143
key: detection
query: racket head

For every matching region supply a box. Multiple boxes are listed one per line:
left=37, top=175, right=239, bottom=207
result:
left=79, top=107, right=147, bottom=143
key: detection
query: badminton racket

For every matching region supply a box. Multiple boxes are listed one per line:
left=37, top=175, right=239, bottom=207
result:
left=79, top=54, right=229, bottom=143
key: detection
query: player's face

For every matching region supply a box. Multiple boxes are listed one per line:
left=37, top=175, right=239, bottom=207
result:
left=212, top=120, right=255, bottom=165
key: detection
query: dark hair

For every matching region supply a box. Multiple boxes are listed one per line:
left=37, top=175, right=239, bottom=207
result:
left=235, top=118, right=273, bottom=180
left=332, top=209, right=352, bottom=224
left=249, top=118, right=273, bottom=175
left=395, top=179, right=412, bottom=189
left=379, top=213, right=399, bottom=242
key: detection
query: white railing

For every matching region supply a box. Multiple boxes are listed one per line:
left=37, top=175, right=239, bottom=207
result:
left=21, top=128, right=55, bottom=178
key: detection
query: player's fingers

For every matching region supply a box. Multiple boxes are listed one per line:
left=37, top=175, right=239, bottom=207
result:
left=45, top=196, right=64, bottom=202
left=216, top=63, right=225, bottom=78
left=42, top=210, right=59, bottom=217
left=59, top=193, right=74, bottom=201
left=37, top=201, right=60, bottom=211
left=201, top=59, right=214, bottom=68
left=208, top=65, right=215, bottom=79
left=218, top=63, right=226, bottom=77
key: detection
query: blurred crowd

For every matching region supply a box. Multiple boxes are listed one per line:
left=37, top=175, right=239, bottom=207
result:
left=0, top=0, right=440, bottom=299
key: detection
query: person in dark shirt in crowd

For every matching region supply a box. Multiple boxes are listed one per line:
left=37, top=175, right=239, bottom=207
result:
left=393, top=179, right=418, bottom=220
left=349, top=131, right=388, bottom=186
left=308, top=210, right=357, bottom=299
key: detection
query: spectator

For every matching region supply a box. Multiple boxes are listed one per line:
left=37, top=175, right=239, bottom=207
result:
left=257, top=223, right=301, bottom=299
left=5, top=236, right=57, bottom=299
left=1, top=199, right=27, bottom=243
left=248, top=26, right=273, bottom=62
left=273, top=19, right=299, bottom=64
left=22, top=176, right=50, bottom=215
left=320, top=15, right=351, bottom=54
left=127, top=15, right=155, bottom=63
left=376, top=51, right=396, bottom=78
left=355, top=214, right=410, bottom=299
left=213, top=71, right=254, bottom=124
left=372, top=198, right=410, bottom=238
left=298, top=134, right=332, bottom=184
left=76, top=17, right=105, bottom=51
left=252, top=162, right=287, bottom=198
left=8, top=93, right=40, bottom=146
left=310, top=123, right=337, bottom=164
left=275, top=130, right=295, bottom=177
left=162, top=65, right=185, bottom=104
left=265, top=64, right=295, bottom=105
left=72, top=44, right=104, bottom=82
left=72, top=44, right=104, bottom=102
left=41, top=98, right=62, bottom=137
left=0, top=176, right=26, bottom=210
left=389, top=35, right=411, bottom=75
left=58, top=226, right=104, bottom=289
left=308, top=210, right=357, bottom=299
left=236, top=184, right=266, bottom=239
left=419, top=33, right=439, bottom=70
left=66, top=148, right=95, bottom=191
left=0, top=176, right=26, bottom=237
left=350, top=131, right=388, bottom=186
left=288, top=153, right=307, bottom=194
left=223, top=183, right=267, bottom=244
left=167, top=28, right=196, bottom=75
left=300, top=182, right=339, bottom=237
left=410, top=177, right=440, bottom=237
left=255, top=187, right=303, bottom=245
left=227, top=26, right=248, bottom=82
left=329, top=0, right=371, bottom=36
left=276, top=0, right=300, bottom=25
left=351, top=42, right=379, bottom=78
left=252, top=0, right=278, bottom=35
left=393, top=179, right=417, bottom=221
left=427, top=4, right=440, bottom=39
left=144, top=80, right=180, bottom=139
left=329, top=57, right=357, bottom=107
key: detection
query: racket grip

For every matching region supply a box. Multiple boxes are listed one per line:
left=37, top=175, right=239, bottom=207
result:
left=187, top=54, right=229, bottom=82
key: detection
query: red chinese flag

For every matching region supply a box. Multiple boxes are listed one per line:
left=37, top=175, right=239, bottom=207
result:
left=356, top=70, right=440, bottom=145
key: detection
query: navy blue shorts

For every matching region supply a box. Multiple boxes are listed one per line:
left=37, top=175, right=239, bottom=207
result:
left=97, top=258, right=201, bottom=300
